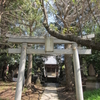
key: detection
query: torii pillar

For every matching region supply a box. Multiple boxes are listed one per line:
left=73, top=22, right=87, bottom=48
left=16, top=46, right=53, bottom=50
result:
left=72, top=43, right=84, bottom=100
left=15, top=43, right=27, bottom=100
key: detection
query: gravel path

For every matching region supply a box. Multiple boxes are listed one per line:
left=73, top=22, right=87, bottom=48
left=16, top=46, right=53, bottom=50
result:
left=40, top=83, right=59, bottom=100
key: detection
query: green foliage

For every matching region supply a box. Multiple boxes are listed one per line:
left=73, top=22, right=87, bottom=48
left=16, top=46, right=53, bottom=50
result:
left=48, top=2, right=57, bottom=14
left=31, top=54, right=44, bottom=74
left=50, top=23, right=58, bottom=32
left=82, top=23, right=100, bottom=75
left=62, top=65, right=65, bottom=69
left=72, top=0, right=78, bottom=5
left=72, top=0, right=76, bottom=4
left=23, top=87, right=28, bottom=93
left=84, top=89, right=100, bottom=100
left=82, top=50, right=100, bottom=75
left=62, top=28, right=67, bottom=34
left=83, top=22, right=93, bottom=34
left=62, top=26, right=77, bottom=35
left=94, top=26, right=100, bottom=42
left=0, top=54, right=20, bottom=66
left=91, top=0, right=97, bottom=3
left=3, top=0, right=43, bottom=36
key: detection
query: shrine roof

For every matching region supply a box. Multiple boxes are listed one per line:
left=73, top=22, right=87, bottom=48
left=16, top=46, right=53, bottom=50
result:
left=44, top=56, right=57, bottom=64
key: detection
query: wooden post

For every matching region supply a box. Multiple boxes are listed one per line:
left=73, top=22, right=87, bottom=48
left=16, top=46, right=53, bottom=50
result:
left=15, top=43, right=27, bottom=100
left=72, top=43, right=84, bottom=100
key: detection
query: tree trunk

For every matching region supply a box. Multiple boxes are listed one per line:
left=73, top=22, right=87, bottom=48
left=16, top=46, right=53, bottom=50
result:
left=26, top=54, right=32, bottom=87
left=64, top=44, right=74, bottom=91
left=26, top=25, right=33, bottom=87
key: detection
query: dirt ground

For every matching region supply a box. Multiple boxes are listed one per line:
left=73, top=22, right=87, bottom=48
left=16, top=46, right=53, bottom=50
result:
left=0, top=81, right=44, bottom=100
left=57, top=86, right=76, bottom=100
left=0, top=81, right=76, bottom=100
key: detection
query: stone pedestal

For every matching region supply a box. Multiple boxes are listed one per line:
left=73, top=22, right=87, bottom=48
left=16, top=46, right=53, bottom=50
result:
left=86, top=64, right=99, bottom=90
left=86, top=82, right=100, bottom=89
left=86, top=76, right=100, bottom=90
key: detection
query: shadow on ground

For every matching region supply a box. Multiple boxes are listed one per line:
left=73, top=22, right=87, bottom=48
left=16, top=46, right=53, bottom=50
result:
left=57, top=86, right=76, bottom=100
left=0, top=81, right=44, bottom=100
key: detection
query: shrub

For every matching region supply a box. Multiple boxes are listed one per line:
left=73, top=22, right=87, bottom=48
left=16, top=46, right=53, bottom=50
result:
left=84, top=89, right=100, bottom=100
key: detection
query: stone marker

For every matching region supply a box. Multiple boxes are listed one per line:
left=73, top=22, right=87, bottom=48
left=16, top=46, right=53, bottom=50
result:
left=89, top=64, right=95, bottom=76
left=86, top=64, right=100, bottom=90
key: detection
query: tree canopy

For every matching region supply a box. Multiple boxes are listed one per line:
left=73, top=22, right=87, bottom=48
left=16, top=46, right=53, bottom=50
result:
left=0, top=0, right=100, bottom=50
left=41, top=0, right=100, bottom=50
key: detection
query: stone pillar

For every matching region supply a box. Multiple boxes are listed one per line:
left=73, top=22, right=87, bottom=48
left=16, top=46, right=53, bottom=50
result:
left=72, top=43, right=84, bottom=100
left=15, top=43, right=27, bottom=100
left=86, top=64, right=98, bottom=89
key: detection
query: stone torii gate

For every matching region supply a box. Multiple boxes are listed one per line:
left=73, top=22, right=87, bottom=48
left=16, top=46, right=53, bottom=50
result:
left=7, top=34, right=94, bottom=100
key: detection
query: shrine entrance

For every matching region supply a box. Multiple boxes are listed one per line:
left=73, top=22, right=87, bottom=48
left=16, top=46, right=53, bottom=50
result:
left=7, top=34, right=94, bottom=100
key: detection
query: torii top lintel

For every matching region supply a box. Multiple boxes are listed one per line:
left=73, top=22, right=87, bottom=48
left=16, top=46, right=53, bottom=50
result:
left=7, top=34, right=95, bottom=44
